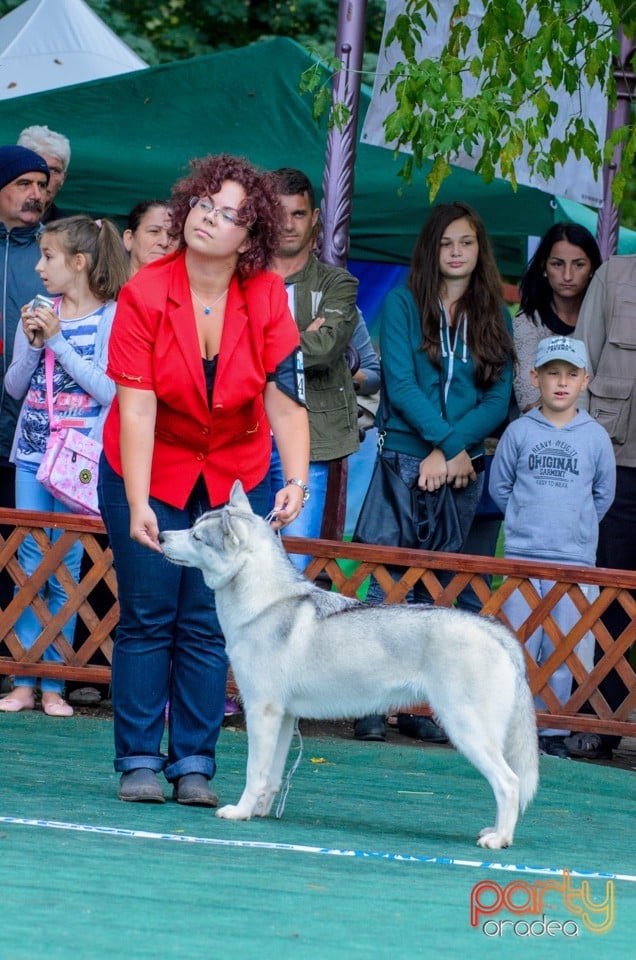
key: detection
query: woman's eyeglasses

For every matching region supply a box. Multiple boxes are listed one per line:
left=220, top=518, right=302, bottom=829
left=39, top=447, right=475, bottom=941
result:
left=189, top=196, right=252, bottom=231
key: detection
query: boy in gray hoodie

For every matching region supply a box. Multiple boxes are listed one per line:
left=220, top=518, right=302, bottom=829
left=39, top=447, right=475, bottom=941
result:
left=489, top=336, right=615, bottom=758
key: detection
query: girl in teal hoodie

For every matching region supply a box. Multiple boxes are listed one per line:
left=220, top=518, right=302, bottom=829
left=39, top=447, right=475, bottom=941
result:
left=354, top=201, right=514, bottom=743
left=377, top=201, right=513, bottom=504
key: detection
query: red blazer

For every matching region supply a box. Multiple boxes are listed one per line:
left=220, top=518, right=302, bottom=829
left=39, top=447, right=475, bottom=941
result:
left=103, top=250, right=300, bottom=508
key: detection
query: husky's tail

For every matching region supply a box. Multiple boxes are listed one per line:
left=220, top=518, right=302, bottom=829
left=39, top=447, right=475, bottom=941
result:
left=505, top=669, right=540, bottom=811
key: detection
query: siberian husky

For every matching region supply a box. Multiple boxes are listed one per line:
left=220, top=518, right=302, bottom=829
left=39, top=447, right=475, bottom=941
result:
left=160, top=481, right=538, bottom=848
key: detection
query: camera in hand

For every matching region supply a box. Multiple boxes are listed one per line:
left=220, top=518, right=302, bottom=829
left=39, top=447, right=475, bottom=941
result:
left=32, top=295, right=55, bottom=311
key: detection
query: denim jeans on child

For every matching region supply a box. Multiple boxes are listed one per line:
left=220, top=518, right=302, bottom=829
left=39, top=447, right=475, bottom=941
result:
left=99, top=456, right=270, bottom=782
left=13, top=466, right=84, bottom=695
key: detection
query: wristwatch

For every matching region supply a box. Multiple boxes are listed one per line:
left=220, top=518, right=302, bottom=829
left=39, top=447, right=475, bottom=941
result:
left=285, top=478, right=310, bottom=504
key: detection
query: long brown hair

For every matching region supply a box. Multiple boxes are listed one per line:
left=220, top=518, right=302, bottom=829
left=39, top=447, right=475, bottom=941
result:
left=41, top=215, right=129, bottom=301
left=407, top=201, right=514, bottom=388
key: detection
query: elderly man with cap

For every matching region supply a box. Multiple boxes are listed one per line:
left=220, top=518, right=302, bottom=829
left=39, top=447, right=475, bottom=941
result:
left=0, top=145, right=50, bottom=510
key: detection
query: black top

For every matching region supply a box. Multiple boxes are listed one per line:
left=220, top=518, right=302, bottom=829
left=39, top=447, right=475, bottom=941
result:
left=202, top=355, right=218, bottom=409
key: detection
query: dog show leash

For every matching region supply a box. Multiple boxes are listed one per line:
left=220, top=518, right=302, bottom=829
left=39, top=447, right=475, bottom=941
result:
left=275, top=720, right=303, bottom=819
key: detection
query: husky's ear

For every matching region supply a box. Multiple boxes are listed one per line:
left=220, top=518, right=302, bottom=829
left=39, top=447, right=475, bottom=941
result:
left=229, top=479, right=253, bottom=513
left=221, top=510, right=241, bottom=546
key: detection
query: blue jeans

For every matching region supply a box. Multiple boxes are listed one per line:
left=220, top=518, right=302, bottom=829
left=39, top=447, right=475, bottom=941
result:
left=13, top=466, right=84, bottom=694
left=269, top=441, right=328, bottom=572
left=99, top=457, right=270, bottom=781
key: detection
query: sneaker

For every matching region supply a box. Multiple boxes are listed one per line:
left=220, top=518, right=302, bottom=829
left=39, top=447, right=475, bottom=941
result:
left=353, top=715, right=386, bottom=741
left=396, top=714, right=449, bottom=743
left=224, top=697, right=242, bottom=717
left=538, top=735, right=571, bottom=759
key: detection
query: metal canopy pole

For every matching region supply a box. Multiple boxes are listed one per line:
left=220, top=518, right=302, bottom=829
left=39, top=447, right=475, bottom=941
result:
left=317, top=0, right=368, bottom=541
left=596, top=28, right=636, bottom=259
left=318, top=0, right=368, bottom=267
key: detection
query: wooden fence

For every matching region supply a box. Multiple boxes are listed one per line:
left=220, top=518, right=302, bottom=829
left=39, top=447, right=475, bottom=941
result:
left=0, top=509, right=634, bottom=739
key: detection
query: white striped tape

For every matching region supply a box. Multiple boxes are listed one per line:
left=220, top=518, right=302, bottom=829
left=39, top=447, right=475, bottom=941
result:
left=1, top=815, right=634, bottom=883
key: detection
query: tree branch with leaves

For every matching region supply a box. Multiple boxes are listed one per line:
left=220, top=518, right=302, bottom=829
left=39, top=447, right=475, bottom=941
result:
left=304, top=0, right=636, bottom=204
left=385, top=0, right=636, bottom=199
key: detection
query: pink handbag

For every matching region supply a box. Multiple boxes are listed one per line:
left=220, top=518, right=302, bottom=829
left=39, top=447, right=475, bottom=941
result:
left=35, top=349, right=102, bottom=516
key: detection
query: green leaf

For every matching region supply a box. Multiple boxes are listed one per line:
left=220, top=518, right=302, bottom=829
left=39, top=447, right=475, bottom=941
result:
left=469, top=55, right=483, bottom=78
left=293, top=0, right=635, bottom=211
left=312, top=86, right=331, bottom=123
left=426, top=155, right=452, bottom=201
left=475, top=153, right=496, bottom=184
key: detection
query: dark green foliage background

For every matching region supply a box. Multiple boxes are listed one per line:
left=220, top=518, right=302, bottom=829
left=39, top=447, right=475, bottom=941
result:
left=0, top=0, right=633, bottom=227
left=0, top=0, right=386, bottom=65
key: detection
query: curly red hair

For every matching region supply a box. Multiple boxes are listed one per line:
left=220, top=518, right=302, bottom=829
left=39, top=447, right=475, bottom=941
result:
left=169, top=154, right=282, bottom=278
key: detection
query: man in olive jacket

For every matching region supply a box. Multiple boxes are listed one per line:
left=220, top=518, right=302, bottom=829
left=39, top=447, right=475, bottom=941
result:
left=270, top=168, right=359, bottom=567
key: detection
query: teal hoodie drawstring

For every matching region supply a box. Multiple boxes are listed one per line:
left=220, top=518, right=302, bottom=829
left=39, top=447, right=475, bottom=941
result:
left=439, top=303, right=468, bottom=406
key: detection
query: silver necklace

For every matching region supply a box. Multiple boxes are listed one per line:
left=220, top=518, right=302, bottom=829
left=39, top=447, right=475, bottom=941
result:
left=190, top=287, right=228, bottom=315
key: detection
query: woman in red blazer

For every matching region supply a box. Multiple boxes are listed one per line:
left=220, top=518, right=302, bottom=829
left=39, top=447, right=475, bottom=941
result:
left=99, top=154, right=309, bottom=806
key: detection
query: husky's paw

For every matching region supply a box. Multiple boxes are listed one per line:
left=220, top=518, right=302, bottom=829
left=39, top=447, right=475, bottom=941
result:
left=216, top=804, right=252, bottom=820
left=477, top=826, right=495, bottom=839
left=477, top=829, right=511, bottom=849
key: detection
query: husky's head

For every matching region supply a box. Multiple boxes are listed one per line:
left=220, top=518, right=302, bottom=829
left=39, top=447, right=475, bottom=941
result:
left=159, top=480, right=266, bottom=590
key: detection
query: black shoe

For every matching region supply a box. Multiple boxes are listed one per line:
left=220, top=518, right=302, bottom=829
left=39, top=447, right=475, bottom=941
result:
left=68, top=686, right=102, bottom=706
left=538, top=735, right=571, bottom=759
left=119, top=768, right=165, bottom=803
left=173, top=773, right=219, bottom=807
left=563, top=733, right=613, bottom=760
left=397, top=714, right=449, bottom=743
left=353, top=715, right=386, bottom=741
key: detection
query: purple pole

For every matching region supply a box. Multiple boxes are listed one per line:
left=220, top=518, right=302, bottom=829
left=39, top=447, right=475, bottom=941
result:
left=596, top=28, right=636, bottom=259
left=317, top=0, right=368, bottom=267
left=317, top=1, right=368, bottom=540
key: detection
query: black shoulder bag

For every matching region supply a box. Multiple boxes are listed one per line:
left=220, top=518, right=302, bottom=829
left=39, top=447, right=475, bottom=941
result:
left=352, top=378, right=463, bottom=552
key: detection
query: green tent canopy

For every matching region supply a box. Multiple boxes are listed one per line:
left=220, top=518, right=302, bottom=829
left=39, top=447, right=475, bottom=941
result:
left=0, top=37, right=630, bottom=276
left=555, top=196, right=636, bottom=255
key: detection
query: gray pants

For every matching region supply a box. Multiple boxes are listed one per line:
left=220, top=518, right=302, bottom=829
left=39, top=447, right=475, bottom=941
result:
left=503, top=577, right=597, bottom=736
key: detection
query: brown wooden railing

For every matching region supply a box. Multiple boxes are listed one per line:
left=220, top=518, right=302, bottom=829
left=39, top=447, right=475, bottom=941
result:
left=0, top=510, right=634, bottom=738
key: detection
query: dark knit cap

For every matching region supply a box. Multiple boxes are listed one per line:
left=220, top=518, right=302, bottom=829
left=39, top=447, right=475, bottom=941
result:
left=0, top=145, right=49, bottom=191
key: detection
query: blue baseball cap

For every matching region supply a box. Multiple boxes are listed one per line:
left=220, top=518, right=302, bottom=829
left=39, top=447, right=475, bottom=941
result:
left=535, top=336, right=588, bottom=370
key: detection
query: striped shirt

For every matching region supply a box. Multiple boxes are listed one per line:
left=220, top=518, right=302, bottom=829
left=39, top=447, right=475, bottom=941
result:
left=14, top=305, right=108, bottom=472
